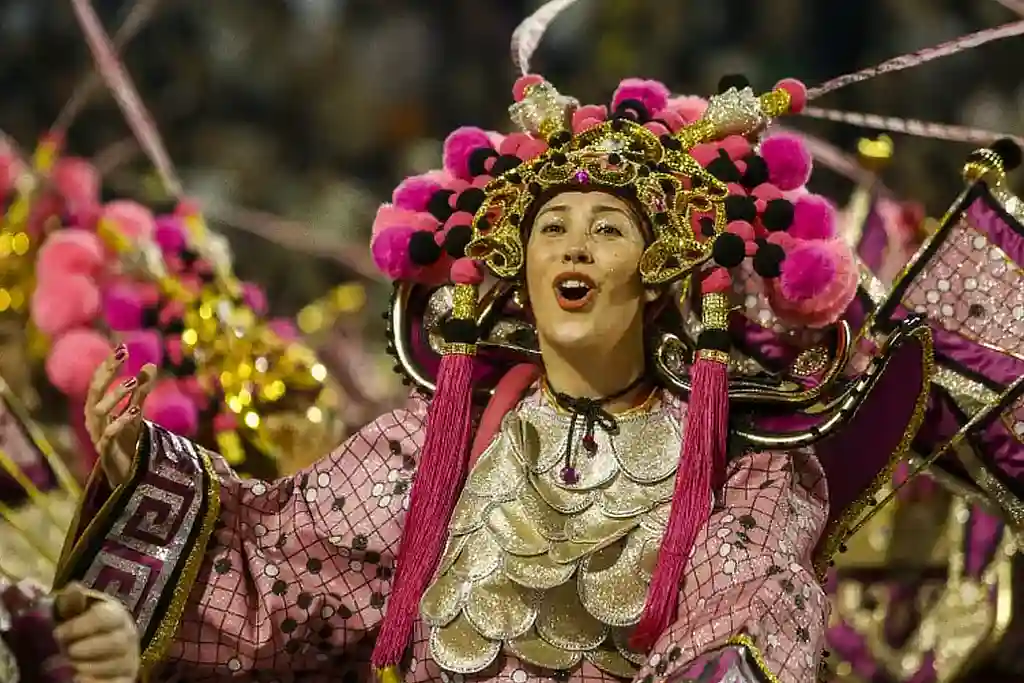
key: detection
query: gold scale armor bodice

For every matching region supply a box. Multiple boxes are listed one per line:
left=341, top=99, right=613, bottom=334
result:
left=420, top=390, right=682, bottom=677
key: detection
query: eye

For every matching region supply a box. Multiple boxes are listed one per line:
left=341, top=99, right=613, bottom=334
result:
left=539, top=223, right=565, bottom=234
left=595, top=222, right=623, bottom=236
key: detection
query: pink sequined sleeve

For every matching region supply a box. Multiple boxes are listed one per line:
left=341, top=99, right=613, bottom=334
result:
left=633, top=449, right=831, bottom=683
left=56, top=393, right=429, bottom=682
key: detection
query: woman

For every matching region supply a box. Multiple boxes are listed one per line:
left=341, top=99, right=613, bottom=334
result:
left=54, top=66, right=934, bottom=683
left=0, top=580, right=141, bottom=683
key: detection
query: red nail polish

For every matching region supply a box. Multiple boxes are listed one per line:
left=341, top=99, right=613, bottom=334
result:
left=123, top=377, right=137, bottom=389
left=114, top=344, right=128, bottom=360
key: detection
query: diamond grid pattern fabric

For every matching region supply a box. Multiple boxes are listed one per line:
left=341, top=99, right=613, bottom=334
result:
left=70, top=391, right=827, bottom=683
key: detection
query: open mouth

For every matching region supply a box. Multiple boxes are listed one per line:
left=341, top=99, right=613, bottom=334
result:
left=553, top=273, right=597, bottom=311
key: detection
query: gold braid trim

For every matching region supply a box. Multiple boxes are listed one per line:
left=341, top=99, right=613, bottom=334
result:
left=700, top=292, right=730, bottom=330
left=451, top=283, right=477, bottom=321
left=726, top=635, right=782, bottom=683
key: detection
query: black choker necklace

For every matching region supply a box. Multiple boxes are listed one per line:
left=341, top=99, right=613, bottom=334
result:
left=548, top=376, right=647, bottom=485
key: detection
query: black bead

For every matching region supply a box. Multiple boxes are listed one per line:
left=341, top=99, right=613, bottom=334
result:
left=752, top=242, right=786, bottom=279
left=698, top=329, right=732, bottom=351
left=992, top=138, right=1023, bottom=171
left=490, top=155, right=523, bottom=176
left=717, top=74, right=751, bottom=93
left=552, top=152, right=568, bottom=165
left=611, top=118, right=626, bottom=132
left=467, top=148, right=498, bottom=177
left=608, top=153, right=622, bottom=166
left=699, top=217, right=716, bottom=237
left=761, top=198, right=795, bottom=232
left=741, top=154, right=770, bottom=188
left=443, top=225, right=473, bottom=258
left=724, top=195, right=757, bottom=222
left=408, top=230, right=442, bottom=266
left=454, top=187, right=485, bottom=214
left=426, top=190, right=455, bottom=222
left=548, top=130, right=572, bottom=147
left=712, top=232, right=746, bottom=268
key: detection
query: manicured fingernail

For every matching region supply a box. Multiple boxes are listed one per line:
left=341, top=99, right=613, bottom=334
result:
left=114, top=344, right=127, bottom=360
left=123, top=377, right=137, bottom=389
left=129, top=407, right=140, bottom=416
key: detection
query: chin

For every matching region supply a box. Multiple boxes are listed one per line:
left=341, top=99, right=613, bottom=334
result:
left=539, top=318, right=603, bottom=350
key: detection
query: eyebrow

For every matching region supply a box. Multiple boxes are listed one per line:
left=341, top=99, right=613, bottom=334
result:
left=536, top=203, right=630, bottom=218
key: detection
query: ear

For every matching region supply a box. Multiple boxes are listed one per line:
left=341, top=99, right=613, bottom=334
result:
left=643, top=287, right=660, bottom=303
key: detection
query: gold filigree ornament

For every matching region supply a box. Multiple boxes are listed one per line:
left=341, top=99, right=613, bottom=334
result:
left=466, top=81, right=794, bottom=284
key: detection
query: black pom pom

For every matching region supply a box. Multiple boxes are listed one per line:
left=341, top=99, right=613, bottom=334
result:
left=610, top=118, right=626, bottom=132
left=761, top=199, right=795, bottom=232
left=717, top=74, right=751, bottom=93
left=467, top=148, right=498, bottom=177
left=724, top=195, right=757, bottom=222
left=712, top=232, right=746, bottom=268
left=707, top=155, right=741, bottom=183
left=697, top=329, right=732, bottom=352
left=169, top=356, right=198, bottom=378
left=699, top=217, right=716, bottom=237
left=454, top=187, right=485, bottom=214
left=427, top=190, right=455, bottom=222
left=740, top=154, right=769, bottom=188
left=141, top=306, right=161, bottom=328
left=162, top=317, right=186, bottom=335
left=443, top=225, right=473, bottom=258
left=991, top=138, right=1023, bottom=171
left=180, top=249, right=199, bottom=267
left=613, top=98, right=651, bottom=123
left=752, top=242, right=786, bottom=278
left=441, top=318, right=479, bottom=344
left=490, top=155, right=523, bottom=176
left=408, top=230, right=442, bottom=266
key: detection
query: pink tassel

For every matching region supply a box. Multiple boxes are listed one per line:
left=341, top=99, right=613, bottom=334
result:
left=371, top=261, right=482, bottom=675
left=632, top=285, right=731, bottom=651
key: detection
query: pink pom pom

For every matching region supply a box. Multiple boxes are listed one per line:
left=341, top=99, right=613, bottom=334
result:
left=512, top=74, right=545, bottom=102
left=612, top=79, right=670, bottom=117
left=767, top=240, right=858, bottom=328
left=123, top=330, right=164, bottom=375
left=779, top=244, right=836, bottom=301
left=31, top=274, right=100, bottom=336
left=0, top=150, right=25, bottom=198
left=144, top=380, right=199, bottom=437
left=702, top=268, right=732, bottom=294
left=499, top=132, right=531, bottom=156
left=790, top=195, right=837, bottom=241
left=444, top=127, right=493, bottom=180
left=269, top=318, right=299, bottom=342
left=393, top=175, right=443, bottom=212
left=46, top=329, right=112, bottom=397
left=726, top=183, right=747, bottom=197
left=751, top=183, right=784, bottom=201
left=50, top=157, right=100, bottom=212
left=775, top=78, right=808, bottom=114
left=372, top=204, right=436, bottom=237
left=726, top=220, right=755, bottom=242
left=371, top=226, right=416, bottom=280
left=103, top=284, right=145, bottom=331
left=665, top=95, right=708, bottom=123
left=644, top=121, right=670, bottom=137
left=690, top=144, right=719, bottom=167
left=451, top=258, right=484, bottom=286
left=36, top=230, right=105, bottom=282
left=720, top=136, right=751, bottom=161
left=101, top=200, right=156, bottom=241
left=242, top=282, right=268, bottom=315
left=516, top=138, right=548, bottom=162
left=760, top=134, right=812, bottom=191
left=213, top=412, right=238, bottom=433
left=154, top=215, right=188, bottom=254
left=571, top=105, right=608, bottom=134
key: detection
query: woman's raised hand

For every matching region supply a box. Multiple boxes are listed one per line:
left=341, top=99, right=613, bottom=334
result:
left=84, top=346, right=156, bottom=487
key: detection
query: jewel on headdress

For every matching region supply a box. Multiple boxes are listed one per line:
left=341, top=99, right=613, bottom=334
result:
left=509, top=79, right=578, bottom=138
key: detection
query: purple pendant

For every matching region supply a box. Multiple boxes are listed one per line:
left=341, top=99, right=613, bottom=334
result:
left=560, top=466, right=579, bottom=484
left=574, top=170, right=590, bottom=184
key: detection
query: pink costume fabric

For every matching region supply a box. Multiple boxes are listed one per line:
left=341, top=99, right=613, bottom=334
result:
left=57, top=387, right=830, bottom=683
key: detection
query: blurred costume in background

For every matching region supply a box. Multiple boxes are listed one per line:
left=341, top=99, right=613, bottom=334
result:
left=0, top=580, right=76, bottom=683
left=823, top=139, right=1024, bottom=681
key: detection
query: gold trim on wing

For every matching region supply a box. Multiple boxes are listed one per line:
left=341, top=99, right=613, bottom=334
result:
left=725, top=635, right=782, bottom=683
left=812, top=324, right=934, bottom=577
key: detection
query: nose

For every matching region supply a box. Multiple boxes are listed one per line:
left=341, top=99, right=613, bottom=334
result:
left=562, top=245, right=594, bottom=265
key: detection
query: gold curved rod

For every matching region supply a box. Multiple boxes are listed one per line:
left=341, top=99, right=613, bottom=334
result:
left=734, top=317, right=930, bottom=449
left=654, top=320, right=853, bottom=406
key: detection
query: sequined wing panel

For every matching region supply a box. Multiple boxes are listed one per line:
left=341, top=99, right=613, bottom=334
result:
left=874, top=182, right=1024, bottom=526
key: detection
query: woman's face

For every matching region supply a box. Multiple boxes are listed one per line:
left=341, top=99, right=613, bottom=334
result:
left=525, top=191, right=655, bottom=353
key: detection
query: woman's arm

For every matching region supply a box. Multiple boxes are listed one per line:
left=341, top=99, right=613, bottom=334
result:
left=57, top=394, right=428, bottom=680
left=633, top=449, right=830, bottom=683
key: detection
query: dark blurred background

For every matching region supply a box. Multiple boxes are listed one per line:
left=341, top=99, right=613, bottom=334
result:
left=3, top=0, right=1022, bottom=316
